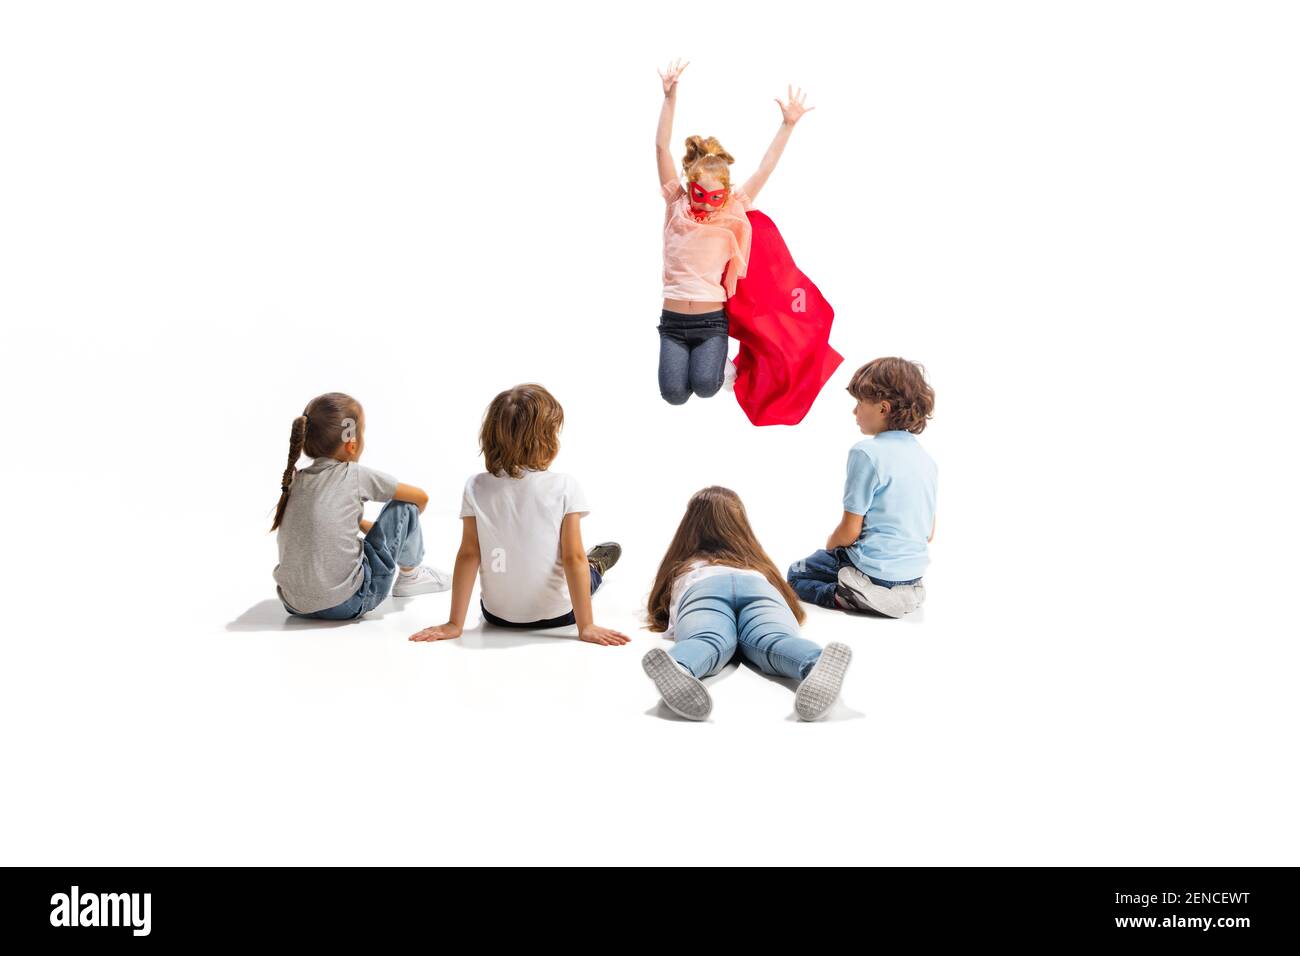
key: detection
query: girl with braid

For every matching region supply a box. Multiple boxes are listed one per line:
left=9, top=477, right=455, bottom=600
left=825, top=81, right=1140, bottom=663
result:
left=271, top=392, right=450, bottom=620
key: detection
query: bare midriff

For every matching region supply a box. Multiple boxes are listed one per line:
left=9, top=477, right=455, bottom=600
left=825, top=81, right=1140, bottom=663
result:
left=663, top=298, right=726, bottom=314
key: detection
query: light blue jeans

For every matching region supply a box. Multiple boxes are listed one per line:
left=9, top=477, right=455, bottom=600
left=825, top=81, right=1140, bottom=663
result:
left=282, top=500, right=425, bottom=620
left=671, top=572, right=823, bottom=681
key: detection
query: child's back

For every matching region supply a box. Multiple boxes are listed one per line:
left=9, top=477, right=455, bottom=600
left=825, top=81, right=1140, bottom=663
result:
left=275, top=458, right=396, bottom=614
left=843, top=431, right=936, bottom=582
left=461, top=468, right=588, bottom=623
left=787, top=357, right=937, bottom=616
left=411, top=383, right=626, bottom=645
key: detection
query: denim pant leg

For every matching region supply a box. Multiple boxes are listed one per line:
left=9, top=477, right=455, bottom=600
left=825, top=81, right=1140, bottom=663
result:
left=658, top=334, right=691, bottom=405
left=669, top=578, right=740, bottom=679
left=786, top=548, right=851, bottom=608
left=357, top=500, right=425, bottom=613
left=688, top=334, right=728, bottom=398
left=281, top=575, right=369, bottom=621
left=733, top=577, right=823, bottom=680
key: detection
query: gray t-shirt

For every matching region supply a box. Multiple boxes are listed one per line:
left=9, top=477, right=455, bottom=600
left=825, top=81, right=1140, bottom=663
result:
left=273, top=458, right=398, bottom=613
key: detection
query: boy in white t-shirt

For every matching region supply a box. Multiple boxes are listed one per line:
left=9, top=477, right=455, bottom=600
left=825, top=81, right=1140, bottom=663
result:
left=409, top=384, right=629, bottom=647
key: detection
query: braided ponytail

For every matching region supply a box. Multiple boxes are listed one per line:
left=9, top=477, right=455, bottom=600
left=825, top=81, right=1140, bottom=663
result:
left=270, top=415, right=308, bottom=531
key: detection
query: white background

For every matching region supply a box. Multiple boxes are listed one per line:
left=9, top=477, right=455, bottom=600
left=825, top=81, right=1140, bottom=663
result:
left=2, top=1, right=1296, bottom=865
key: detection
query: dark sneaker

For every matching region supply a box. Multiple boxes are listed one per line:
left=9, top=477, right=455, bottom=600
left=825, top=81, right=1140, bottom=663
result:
left=587, top=541, right=622, bottom=577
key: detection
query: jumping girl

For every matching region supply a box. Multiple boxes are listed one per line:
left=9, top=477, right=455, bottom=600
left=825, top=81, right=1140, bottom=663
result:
left=654, top=58, right=815, bottom=406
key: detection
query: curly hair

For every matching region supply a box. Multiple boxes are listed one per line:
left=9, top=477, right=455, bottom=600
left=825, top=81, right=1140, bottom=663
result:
left=846, top=358, right=935, bottom=434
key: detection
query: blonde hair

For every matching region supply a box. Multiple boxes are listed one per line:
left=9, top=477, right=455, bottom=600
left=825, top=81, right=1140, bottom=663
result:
left=479, top=383, right=564, bottom=478
left=681, top=135, right=735, bottom=187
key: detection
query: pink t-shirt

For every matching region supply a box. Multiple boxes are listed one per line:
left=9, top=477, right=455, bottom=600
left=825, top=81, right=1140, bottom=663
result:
left=661, top=178, right=753, bottom=302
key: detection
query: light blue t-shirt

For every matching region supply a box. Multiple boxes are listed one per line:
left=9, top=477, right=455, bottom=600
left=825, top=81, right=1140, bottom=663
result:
left=842, top=430, right=937, bottom=582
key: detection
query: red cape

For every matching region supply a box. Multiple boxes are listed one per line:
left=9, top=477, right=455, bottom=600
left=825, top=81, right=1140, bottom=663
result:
left=725, top=209, right=842, bottom=426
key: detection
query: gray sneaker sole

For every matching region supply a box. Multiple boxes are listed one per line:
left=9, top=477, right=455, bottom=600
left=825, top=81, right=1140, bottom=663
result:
left=642, top=647, right=712, bottom=721
left=835, top=568, right=918, bottom=618
left=795, top=641, right=852, bottom=721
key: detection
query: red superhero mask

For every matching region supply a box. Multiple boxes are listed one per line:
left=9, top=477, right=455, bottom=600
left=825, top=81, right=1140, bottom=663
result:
left=688, top=180, right=729, bottom=208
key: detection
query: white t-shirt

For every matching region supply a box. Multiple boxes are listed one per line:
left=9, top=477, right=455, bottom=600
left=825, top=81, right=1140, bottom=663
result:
left=460, top=468, right=590, bottom=624
left=665, top=559, right=768, bottom=640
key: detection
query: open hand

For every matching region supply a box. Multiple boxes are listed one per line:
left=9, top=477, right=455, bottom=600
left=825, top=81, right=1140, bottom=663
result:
left=658, top=58, right=689, bottom=96
left=776, top=85, right=815, bottom=125
left=409, top=622, right=462, bottom=642
left=579, top=624, right=631, bottom=646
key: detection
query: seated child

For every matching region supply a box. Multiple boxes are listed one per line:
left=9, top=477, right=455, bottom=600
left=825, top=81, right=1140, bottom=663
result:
left=272, top=392, right=450, bottom=620
left=642, top=485, right=853, bottom=721
left=787, top=357, right=937, bottom=618
left=409, top=384, right=628, bottom=646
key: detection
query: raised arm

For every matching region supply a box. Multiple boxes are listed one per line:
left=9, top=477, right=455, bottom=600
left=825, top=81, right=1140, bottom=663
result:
left=741, top=85, right=815, bottom=203
left=656, top=58, right=689, bottom=186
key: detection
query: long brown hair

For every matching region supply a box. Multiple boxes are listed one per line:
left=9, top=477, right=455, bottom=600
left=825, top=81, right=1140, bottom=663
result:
left=270, top=391, right=363, bottom=531
left=480, top=383, right=564, bottom=478
left=647, top=486, right=805, bottom=632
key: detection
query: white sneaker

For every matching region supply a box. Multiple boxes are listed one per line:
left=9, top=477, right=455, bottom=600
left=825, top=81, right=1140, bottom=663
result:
left=835, top=565, right=921, bottom=618
left=723, top=358, right=737, bottom=391
left=392, top=566, right=452, bottom=597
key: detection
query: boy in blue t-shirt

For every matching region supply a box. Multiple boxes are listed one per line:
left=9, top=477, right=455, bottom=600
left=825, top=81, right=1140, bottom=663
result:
left=787, top=357, right=937, bottom=618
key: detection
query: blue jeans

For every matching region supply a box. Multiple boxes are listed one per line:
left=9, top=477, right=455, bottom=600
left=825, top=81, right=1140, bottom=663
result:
left=671, top=573, right=823, bottom=681
left=786, top=547, right=922, bottom=609
left=283, top=500, right=425, bottom=620
left=481, top=566, right=602, bottom=629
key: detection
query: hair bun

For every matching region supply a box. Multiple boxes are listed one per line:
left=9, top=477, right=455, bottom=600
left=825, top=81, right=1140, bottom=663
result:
left=681, top=135, right=736, bottom=178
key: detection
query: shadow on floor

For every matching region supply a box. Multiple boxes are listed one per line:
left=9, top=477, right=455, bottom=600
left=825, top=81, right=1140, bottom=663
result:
left=454, top=623, right=581, bottom=650
left=226, top=596, right=412, bottom=632
left=804, top=603, right=927, bottom=624
left=228, top=599, right=592, bottom=647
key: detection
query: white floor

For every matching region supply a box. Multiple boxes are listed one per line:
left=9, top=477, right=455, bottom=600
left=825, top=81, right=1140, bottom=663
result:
left=6, top=484, right=1296, bottom=866
left=3, top=2, right=1297, bottom=866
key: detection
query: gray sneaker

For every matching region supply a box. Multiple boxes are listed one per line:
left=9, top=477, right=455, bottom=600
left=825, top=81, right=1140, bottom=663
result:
left=795, top=642, right=852, bottom=721
left=835, top=565, right=921, bottom=618
left=587, top=541, right=622, bottom=577
left=642, top=648, right=712, bottom=721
